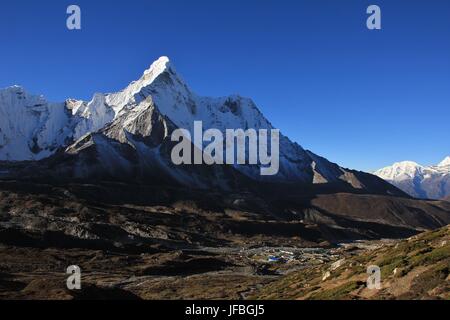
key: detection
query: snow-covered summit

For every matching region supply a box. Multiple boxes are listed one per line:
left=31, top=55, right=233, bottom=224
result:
left=143, top=56, right=172, bottom=78
left=375, top=161, right=424, bottom=181
left=438, top=156, right=450, bottom=167
left=374, top=158, right=450, bottom=199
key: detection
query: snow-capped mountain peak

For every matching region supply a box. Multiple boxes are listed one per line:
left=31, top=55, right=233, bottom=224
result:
left=104, top=56, right=188, bottom=116
left=394, top=160, right=421, bottom=167
left=375, top=161, right=423, bottom=181
left=143, top=56, right=172, bottom=79
left=438, top=156, right=450, bottom=167
left=374, top=158, right=450, bottom=199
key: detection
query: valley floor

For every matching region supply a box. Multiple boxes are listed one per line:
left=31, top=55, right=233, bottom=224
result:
left=0, top=226, right=448, bottom=300
left=0, top=181, right=448, bottom=300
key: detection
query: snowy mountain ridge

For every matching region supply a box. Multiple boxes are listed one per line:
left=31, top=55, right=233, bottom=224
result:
left=438, top=156, right=450, bottom=167
left=374, top=157, right=450, bottom=199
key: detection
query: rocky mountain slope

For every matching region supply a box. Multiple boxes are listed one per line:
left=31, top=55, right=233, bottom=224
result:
left=1, top=180, right=449, bottom=250
left=1, top=187, right=447, bottom=301
left=374, top=158, right=450, bottom=200
left=251, top=225, right=450, bottom=300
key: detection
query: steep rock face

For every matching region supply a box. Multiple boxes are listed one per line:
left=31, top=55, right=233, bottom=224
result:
left=375, top=159, right=450, bottom=199
left=102, top=57, right=316, bottom=184
left=69, top=94, right=116, bottom=140
left=17, top=97, right=250, bottom=191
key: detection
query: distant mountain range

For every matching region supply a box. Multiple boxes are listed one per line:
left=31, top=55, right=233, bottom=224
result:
left=374, top=157, right=450, bottom=200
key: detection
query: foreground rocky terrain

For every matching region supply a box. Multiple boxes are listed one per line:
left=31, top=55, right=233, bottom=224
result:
left=0, top=180, right=449, bottom=300
left=0, top=218, right=448, bottom=300
left=252, top=225, right=450, bottom=300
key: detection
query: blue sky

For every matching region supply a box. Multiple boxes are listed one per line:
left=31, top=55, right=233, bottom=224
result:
left=0, top=0, right=449, bottom=172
